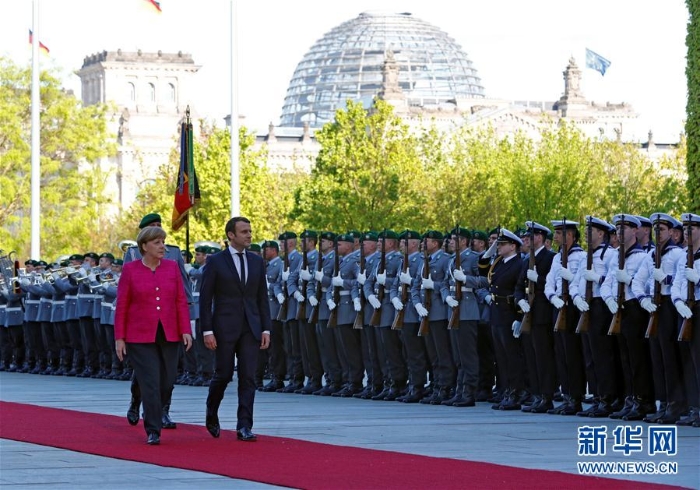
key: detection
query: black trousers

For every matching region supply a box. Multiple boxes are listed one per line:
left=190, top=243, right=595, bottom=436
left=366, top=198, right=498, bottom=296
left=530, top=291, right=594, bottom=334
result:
left=427, top=320, right=455, bottom=388
left=193, top=320, right=215, bottom=376
left=93, top=318, right=110, bottom=370
left=267, top=319, right=287, bottom=381
left=299, top=318, right=323, bottom=382
left=520, top=331, right=538, bottom=395
left=379, top=327, right=407, bottom=386
left=649, top=296, right=685, bottom=404
left=127, top=324, right=179, bottom=435
left=477, top=321, right=496, bottom=393
left=399, top=322, right=428, bottom=388
left=450, top=320, right=479, bottom=394
left=361, top=324, right=383, bottom=389
left=530, top=321, right=556, bottom=396
left=336, top=324, right=363, bottom=386
left=552, top=308, right=585, bottom=398
left=585, top=298, right=618, bottom=397
left=66, top=319, right=84, bottom=369
left=283, top=319, right=304, bottom=383
left=617, top=300, right=653, bottom=398
left=316, top=319, right=342, bottom=386
left=491, top=321, right=524, bottom=391
left=79, top=317, right=98, bottom=370
left=53, top=321, right=72, bottom=368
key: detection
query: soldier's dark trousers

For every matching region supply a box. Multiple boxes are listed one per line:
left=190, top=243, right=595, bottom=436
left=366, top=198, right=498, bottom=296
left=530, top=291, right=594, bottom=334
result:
left=193, top=320, right=215, bottom=376
left=337, top=324, right=363, bottom=385
left=530, top=321, right=557, bottom=397
left=361, top=324, right=383, bottom=388
left=492, top=322, right=525, bottom=391
left=427, top=320, right=455, bottom=389
left=477, top=321, right=496, bottom=392
left=299, top=318, right=323, bottom=383
left=399, top=322, right=428, bottom=388
left=79, top=317, right=98, bottom=370
left=316, top=320, right=343, bottom=386
left=54, top=321, right=72, bottom=368
left=379, top=327, right=407, bottom=385
left=27, top=321, right=45, bottom=367
left=586, top=298, right=618, bottom=398
left=283, top=320, right=304, bottom=383
left=520, top=330, right=539, bottom=395
left=94, top=318, right=110, bottom=370
left=267, top=320, right=286, bottom=381
left=66, top=319, right=84, bottom=370
left=649, top=296, right=685, bottom=404
left=552, top=308, right=585, bottom=399
left=450, top=320, right=479, bottom=395
left=617, top=300, right=653, bottom=398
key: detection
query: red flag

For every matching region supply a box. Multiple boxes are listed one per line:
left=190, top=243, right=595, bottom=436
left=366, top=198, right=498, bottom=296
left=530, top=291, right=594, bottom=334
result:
left=172, top=121, right=200, bottom=231
left=28, top=29, right=49, bottom=55
left=142, top=0, right=162, bottom=14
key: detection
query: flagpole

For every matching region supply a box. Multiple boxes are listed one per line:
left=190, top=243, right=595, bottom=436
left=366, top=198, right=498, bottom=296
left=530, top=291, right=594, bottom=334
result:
left=185, top=106, right=192, bottom=258
left=230, top=0, right=240, bottom=217
left=30, top=0, right=41, bottom=259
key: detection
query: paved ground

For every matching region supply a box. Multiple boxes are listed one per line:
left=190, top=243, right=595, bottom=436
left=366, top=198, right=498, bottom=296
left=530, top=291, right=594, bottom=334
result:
left=1, top=372, right=698, bottom=489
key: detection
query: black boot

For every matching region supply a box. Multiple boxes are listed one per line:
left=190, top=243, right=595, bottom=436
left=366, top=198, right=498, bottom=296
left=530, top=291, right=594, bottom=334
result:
left=623, top=397, right=656, bottom=421
left=589, top=395, right=615, bottom=418
left=656, top=401, right=687, bottom=425
left=643, top=402, right=668, bottom=423
left=162, top=404, right=177, bottom=429
left=126, top=397, right=140, bottom=426
left=609, top=396, right=635, bottom=419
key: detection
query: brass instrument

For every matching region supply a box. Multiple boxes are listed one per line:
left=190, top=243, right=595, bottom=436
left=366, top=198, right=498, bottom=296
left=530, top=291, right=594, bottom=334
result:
left=118, top=240, right=137, bottom=253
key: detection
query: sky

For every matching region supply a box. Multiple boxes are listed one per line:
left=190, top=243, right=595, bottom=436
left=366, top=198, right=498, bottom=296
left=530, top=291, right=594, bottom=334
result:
left=1, top=0, right=689, bottom=142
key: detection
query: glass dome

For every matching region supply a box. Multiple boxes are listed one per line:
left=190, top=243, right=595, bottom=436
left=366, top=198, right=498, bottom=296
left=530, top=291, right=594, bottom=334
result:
left=280, top=11, right=485, bottom=128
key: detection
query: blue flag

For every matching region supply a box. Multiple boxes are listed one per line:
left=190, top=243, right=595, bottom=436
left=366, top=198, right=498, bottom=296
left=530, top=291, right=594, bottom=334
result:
left=586, top=48, right=611, bottom=76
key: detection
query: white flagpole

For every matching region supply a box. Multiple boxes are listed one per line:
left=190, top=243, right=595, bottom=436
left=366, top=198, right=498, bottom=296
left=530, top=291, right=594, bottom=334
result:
left=229, top=0, right=240, bottom=217
left=30, top=0, right=41, bottom=259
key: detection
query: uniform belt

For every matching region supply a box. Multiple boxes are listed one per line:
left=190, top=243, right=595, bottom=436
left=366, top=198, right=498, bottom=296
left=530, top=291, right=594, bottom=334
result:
left=5, top=307, right=22, bottom=312
left=493, top=295, right=515, bottom=306
left=321, top=287, right=328, bottom=292
left=338, top=291, right=350, bottom=296
left=78, top=294, right=97, bottom=299
left=0, top=305, right=5, bottom=309
left=101, top=302, right=113, bottom=307
left=65, top=295, right=77, bottom=299
left=449, top=286, right=474, bottom=292
left=25, top=300, right=40, bottom=304
left=193, top=292, right=200, bottom=297
left=51, top=300, right=65, bottom=305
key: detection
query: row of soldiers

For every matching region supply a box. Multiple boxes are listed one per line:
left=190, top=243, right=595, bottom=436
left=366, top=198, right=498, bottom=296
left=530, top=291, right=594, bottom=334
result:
left=257, top=213, right=700, bottom=427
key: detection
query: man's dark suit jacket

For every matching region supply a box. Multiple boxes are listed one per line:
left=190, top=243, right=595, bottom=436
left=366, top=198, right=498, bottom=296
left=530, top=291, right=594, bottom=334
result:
left=199, top=249, right=271, bottom=341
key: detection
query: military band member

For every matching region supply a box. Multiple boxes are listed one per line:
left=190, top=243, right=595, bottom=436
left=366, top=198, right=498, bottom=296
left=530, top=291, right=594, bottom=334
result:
left=671, top=213, right=700, bottom=427
left=601, top=214, right=656, bottom=420
left=20, top=261, right=47, bottom=374
left=545, top=220, right=586, bottom=415
left=515, top=221, right=556, bottom=413
left=62, top=254, right=84, bottom=376
left=569, top=217, right=620, bottom=417
left=46, top=264, right=68, bottom=375
left=443, top=227, right=489, bottom=407
left=1, top=274, right=25, bottom=371
left=278, top=231, right=305, bottom=393
left=261, top=240, right=286, bottom=392
left=327, top=233, right=364, bottom=397
left=296, top=230, right=323, bottom=394
left=35, top=262, right=58, bottom=375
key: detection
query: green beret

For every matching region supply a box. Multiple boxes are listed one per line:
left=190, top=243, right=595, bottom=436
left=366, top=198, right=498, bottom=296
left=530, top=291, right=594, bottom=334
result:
left=114, top=259, right=124, bottom=266
left=488, top=227, right=500, bottom=237
left=37, top=260, right=48, bottom=267
left=24, top=259, right=36, bottom=266
left=347, top=230, right=362, bottom=239
left=60, top=260, right=69, bottom=267
left=248, top=243, right=261, bottom=252
left=472, top=230, right=488, bottom=242
left=139, top=213, right=162, bottom=229
left=100, top=252, right=115, bottom=261
left=337, top=233, right=355, bottom=243
left=84, top=252, right=99, bottom=260
left=262, top=240, right=279, bottom=251
left=362, top=231, right=379, bottom=242
left=378, top=229, right=399, bottom=240
left=320, top=231, right=337, bottom=241
left=207, top=247, right=219, bottom=254
left=68, top=254, right=84, bottom=261
left=195, top=245, right=209, bottom=253
left=398, top=229, right=422, bottom=240
left=451, top=227, right=472, bottom=239
left=300, top=230, right=318, bottom=239
left=547, top=232, right=554, bottom=240
left=423, top=230, right=443, bottom=240
left=278, top=231, right=297, bottom=240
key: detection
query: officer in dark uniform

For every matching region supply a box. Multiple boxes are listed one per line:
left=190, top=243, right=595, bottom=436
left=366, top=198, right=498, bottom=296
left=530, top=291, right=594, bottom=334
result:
left=278, top=231, right=305, bottom=393
left=261, top=240, right=286, bottom=391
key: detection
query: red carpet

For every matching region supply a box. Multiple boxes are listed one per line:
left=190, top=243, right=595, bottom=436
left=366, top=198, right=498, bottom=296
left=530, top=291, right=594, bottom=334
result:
left=0, top=401, right=681, bottom=490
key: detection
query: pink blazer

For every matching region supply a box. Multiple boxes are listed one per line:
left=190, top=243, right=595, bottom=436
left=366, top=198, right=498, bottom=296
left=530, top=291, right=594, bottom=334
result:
left=114, top=258, right=191, bottom=343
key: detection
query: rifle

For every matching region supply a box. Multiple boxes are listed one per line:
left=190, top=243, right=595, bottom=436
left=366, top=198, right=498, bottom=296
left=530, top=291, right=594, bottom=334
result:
left=678, top=223, right=695, bottom=341
left=645, top=222, right=662, bottom=338
left=576, top=217, right=593, bottom=334
left=553, top=217, right=569, bottom=332
left=276, top=240, right=289, bottom=322
left=369, top=230, right=386, bottom=327
left=296, top=234, right=308, bottom=321
left=608, top=215, right=626, bottom=336
left=418, top=238, right=431, bottom=337
left=327, top=239, right=340, bottom=328
left=391, top=235, right=409, bottom=330
left=521, top=222, right=536, bottom=335
left=352, top=238, right=365, bottom=330
left=308, top=236, right=323, bottom=325
left=448, top=225, right=462, bottom=330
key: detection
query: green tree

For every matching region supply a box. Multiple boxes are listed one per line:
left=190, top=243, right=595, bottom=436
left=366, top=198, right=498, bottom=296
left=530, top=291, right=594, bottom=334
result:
left=688, top=0, right=700, bottom=211
left=0, top=57, right=115, bottom=261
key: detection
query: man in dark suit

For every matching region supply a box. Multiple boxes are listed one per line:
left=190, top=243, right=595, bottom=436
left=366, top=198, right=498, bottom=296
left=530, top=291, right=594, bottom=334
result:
left=201, top=217, right=271, bottom=442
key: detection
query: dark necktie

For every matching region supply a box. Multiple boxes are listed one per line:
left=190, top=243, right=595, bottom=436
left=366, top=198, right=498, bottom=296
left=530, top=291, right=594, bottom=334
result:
left=237, top=252, right=246, bottom=284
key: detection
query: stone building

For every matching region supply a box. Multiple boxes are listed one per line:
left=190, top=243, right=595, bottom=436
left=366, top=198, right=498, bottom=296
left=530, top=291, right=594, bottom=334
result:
left=76, top=49, right=200, bottom=212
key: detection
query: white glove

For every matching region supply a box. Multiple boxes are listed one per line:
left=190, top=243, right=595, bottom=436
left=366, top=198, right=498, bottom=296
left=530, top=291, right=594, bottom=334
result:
left=282, top=268, right=290, bottom=281
left=584, top=268, right=601, bottom=283
left=0, top=287, right=8, bottom=295
left=293, top=291, right=305, bottom=302
left=653, top=267, right=666, bottom=283
left=605, top=297, right=618, bottom=315
left=52, top=272, right=61, bottom=281
left=526, top=269, right=538, bottom=283
left=559, top=267, right=574, bottom=281
left=368, top=294, right=382, bottom=309
left=77, top=268, right=87, bottom=278
left=675, top=301, right=693, bottom=319
left=299, top=268, right=312, bottom=281
left=415, top=302, right=429, bottom=318
left=616, top=268, right=632, bottom=285
left=184, top=263, right=193, bottom=273
left=483, top=241, right=498, bottom=259
left=518, top=299, right=530, bottom=313
left=20, top=278, right=30, bottom=287
left=640, top=297, right=657, bottom=313
left=399, top=271, right=412, bottom=285
left=422, top=277, right=434, bottom=290
left=550, top=296, right=565, bottom=309
left=512, top=320, right=522, bottom=338
left=314, top=270, right=324, bottom=282
left=332, top=275, right=344, bottom=287
left=357, top=271, right=366, bottom=285
left=309, top=296, right=319, bottom=307
left=376, top=271, right=387, bottom=285
left=276, top=293, right=285, bottom=305
left=453, top=269, right=466, bottom=282
left=446, top=296, right=459, bottom=308
left=573, top=296, right=590, bottom=312
left=353, top=297, right=362, bottom=312
left=685, top=267, right=700, bottom=284
left=484, top=294, right=493, bottom=305
left=327, top=299, right=336, bottom=311
left=391, top=297, right=404, bottom=311
left=65, top=266, right=76, bottom=274
left=88, top=273, right=97, bottom=283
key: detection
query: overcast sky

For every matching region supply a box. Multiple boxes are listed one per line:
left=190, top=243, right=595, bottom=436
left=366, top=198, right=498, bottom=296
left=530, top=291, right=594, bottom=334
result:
left=1, top=0, right=688, bottom=142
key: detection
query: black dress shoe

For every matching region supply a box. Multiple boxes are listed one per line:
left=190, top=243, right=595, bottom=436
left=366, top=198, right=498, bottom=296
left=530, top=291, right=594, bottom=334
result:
left=281, top=382, right=304, bottom=393
left=623, top=398, right=656, bottom=421
left=371, top=387, right=391, bottom=401
left=261, top=380, right=284, bottom=392
left=452, top=394, right=476, bottom=407
left=609, top=396, right=635, bottom=419
left=162, top=405, right=177, bottom=429
left=529, top=397, right=554, bottom=413
left=206, top=414, right=220, bottom=438
left=401, top=388, right=425, bottom=404
left=127, top=398, right=140, bottom=426
left=300, top=382, right=322, bottom=395
left=146, top=432, right=160, bottom=445
left=237, top=427, right=257, bottom=442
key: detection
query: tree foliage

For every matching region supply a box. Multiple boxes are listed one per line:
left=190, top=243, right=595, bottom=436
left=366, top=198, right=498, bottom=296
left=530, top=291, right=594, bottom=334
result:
left=687, top=0, right=700, bottom=211
left=0, top=57, right=115, bottom=261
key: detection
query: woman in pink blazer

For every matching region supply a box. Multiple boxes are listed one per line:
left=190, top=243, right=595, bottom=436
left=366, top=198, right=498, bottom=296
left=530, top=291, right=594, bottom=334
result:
left=115, top=226, right=192, bottom=445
